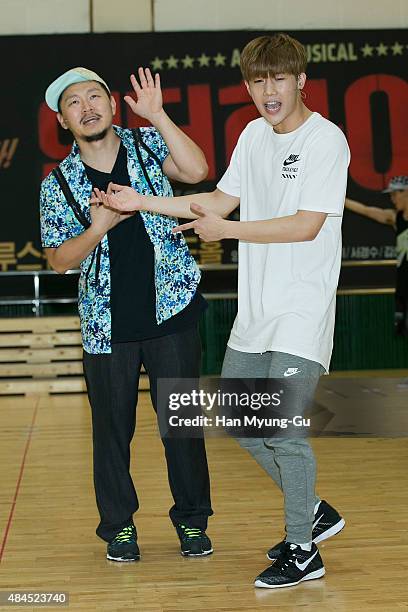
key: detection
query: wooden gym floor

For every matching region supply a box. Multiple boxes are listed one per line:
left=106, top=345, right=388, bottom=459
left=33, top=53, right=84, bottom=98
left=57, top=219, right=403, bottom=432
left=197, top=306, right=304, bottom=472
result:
left=0, top=376, right=407, bottom=611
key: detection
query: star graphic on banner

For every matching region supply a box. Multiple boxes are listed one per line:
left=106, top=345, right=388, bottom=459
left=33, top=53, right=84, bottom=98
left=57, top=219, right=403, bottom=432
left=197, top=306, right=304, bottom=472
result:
left=181, top=54, right=195, bottom=69
left=197, top=53, right=211, bottom=67
left=150, top=57, right=164, bottom=70
left=391, top=41, right=404, bottom=56
left=213, top=52, right=227, bottom=67
left=361, top=43, right=374, bottom=57
left=166, top=55, right=179, bottom=69
left=376, top=42, right=388, bottom=56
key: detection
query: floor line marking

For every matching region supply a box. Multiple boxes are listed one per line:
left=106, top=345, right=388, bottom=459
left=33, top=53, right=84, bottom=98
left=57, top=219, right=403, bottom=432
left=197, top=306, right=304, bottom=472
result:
left=0, top=398, right=39, bottom=564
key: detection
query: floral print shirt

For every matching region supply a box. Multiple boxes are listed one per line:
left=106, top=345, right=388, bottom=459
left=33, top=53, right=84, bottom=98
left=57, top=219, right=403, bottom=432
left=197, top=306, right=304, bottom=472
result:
left=39, top=126, right=201, bottom=354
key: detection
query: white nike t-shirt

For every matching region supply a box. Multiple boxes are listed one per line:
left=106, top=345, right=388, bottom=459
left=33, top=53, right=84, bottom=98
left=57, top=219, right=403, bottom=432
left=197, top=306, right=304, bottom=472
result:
left=217, top=112, right=350, bottom=371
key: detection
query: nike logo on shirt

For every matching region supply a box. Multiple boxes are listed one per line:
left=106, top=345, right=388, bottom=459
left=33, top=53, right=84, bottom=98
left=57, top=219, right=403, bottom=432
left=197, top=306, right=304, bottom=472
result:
left=283, top=154, right=300, bottom=166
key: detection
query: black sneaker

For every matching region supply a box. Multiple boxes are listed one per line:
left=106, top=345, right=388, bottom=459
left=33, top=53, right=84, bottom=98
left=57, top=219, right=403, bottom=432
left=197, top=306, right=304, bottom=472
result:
left=266, top=500, right=345, bottom=560
left=255, top=543, right=325, bottom=589
left=176, top=524, right=213, bottom=557
left=107, top=524, right=140, bottom=562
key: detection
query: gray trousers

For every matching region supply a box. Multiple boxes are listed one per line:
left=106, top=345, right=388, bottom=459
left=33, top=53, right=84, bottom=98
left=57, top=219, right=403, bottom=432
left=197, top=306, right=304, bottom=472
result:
left=221, top=347, right=324, bottom=543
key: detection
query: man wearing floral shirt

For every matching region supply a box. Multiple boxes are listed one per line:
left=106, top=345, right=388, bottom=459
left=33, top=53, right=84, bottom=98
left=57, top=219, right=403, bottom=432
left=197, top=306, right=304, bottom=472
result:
left=40, top=67, right=213, bottom=562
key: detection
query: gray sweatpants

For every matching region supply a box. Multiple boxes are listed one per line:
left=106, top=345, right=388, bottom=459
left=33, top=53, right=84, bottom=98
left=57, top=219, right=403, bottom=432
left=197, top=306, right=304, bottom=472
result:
left=221, top=347, right=325, bottom=544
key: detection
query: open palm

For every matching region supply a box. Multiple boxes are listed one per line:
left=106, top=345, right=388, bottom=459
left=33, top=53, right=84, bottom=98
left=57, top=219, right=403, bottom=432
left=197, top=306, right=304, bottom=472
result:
left=124, top=67, right=163, bottom=121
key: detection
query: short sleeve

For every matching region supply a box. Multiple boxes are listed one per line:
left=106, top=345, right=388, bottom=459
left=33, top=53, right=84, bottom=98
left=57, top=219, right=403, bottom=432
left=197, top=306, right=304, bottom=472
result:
left=139, top=126, right=170, bottom=164
left=217, top=135, right=242, bottom=198
left=39, top=176, right=74, bottom=248
left=298, top=130, right=350, bottom=217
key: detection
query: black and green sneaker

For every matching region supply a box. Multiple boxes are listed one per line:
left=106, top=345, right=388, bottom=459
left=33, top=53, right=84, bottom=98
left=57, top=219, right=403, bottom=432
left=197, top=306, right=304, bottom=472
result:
left=176, top=524, right=213, bottom=557
left=107, top=524, right=140, bottom=562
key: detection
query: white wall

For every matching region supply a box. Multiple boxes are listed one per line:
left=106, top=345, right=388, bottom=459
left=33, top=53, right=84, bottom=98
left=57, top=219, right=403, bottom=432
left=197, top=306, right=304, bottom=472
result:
left=93, top=0, right=152, bottom=32
left=154, top=0, right=408, bottom=31
left=0, top=0, right=89, bottom=35
left=0, top=0, right=407, bottom=35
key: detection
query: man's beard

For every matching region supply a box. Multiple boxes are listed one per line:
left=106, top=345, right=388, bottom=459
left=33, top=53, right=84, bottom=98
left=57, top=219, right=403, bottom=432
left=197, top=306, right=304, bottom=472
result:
left=84, top=127, right=109, bottom=143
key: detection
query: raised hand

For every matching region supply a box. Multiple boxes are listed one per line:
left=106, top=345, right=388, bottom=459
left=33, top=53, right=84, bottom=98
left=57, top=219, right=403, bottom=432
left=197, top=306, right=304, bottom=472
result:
left=173, top=203, right=228, bottom=242
left=124, top=67, right=163, bottom=122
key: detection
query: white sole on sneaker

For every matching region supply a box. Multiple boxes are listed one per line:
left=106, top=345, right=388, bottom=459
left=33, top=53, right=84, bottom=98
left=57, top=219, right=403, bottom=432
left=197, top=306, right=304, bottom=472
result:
left=254, top=567, right=325, bottom=589
left=181, top=548, right=213, bottom=557
left=106, top=554, right=140, bottom=562
left=313, top=517, right=345, bottom=544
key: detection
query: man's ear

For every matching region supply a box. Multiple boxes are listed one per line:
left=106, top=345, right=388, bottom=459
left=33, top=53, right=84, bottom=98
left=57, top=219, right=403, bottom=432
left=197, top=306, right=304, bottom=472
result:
left=57, top=112, right=69, bottom=130
left=244, top=80, right=252, bottom=99
left=110, top=95, right=117, bottom=117
left=297, top=73, right=307, bottom=90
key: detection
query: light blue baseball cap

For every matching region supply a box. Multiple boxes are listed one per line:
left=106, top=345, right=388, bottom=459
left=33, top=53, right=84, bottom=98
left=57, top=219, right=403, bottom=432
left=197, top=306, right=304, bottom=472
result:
left=45, top=67, right=110, bottom=112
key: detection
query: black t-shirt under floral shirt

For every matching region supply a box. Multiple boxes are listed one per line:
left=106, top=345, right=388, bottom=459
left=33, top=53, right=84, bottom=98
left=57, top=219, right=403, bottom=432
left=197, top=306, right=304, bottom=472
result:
left=84, top=143, right=206, bottom=342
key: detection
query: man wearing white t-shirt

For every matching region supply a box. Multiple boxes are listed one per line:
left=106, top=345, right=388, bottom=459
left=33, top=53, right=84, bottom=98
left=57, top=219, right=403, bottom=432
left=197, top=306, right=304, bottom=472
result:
left=96, top=33, right=350, bottom=589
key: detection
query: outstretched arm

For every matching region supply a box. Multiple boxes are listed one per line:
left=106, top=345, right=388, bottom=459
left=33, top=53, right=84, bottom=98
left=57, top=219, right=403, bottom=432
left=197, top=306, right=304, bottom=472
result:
left=125, top=68, right=208, bottom=183
left=93, top=188, right=326, bottom=244
left=174, top=207, right=328, bottom=243
left=345, top=198, right=395, bottom=226
left=92, top=185, right=240, bottom=220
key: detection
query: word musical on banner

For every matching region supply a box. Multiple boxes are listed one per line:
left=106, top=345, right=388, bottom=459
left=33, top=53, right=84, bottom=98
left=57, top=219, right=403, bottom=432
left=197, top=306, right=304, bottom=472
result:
left=151, top=39, right=408, bottom=72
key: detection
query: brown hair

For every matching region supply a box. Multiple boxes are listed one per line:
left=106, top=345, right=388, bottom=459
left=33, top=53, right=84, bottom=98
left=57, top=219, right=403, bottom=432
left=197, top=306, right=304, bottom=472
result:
left=240, top=33, right=307, bottom=82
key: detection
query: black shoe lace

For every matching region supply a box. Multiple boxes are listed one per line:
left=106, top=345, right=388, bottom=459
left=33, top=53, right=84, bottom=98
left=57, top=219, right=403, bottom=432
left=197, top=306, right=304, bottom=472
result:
left=272, top=543, right=298, bottom=573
